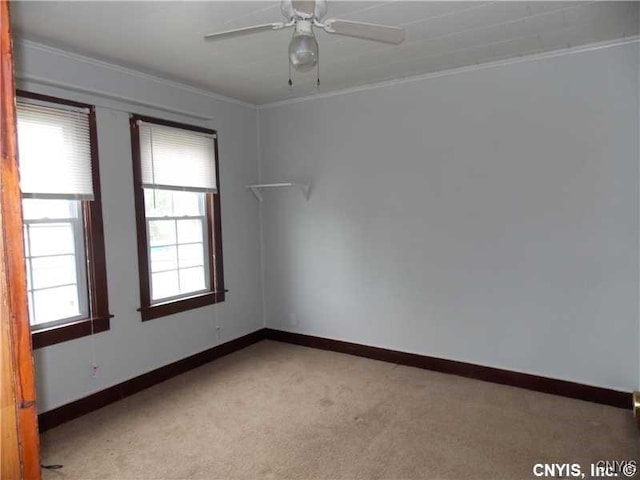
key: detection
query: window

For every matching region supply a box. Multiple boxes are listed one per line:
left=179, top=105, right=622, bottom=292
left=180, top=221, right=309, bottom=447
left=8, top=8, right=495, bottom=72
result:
left=16, top=91, right=111, bottom=348
left=145, top=189, right=209, bottom=301
left=23, top=199, right=88, bottom=326
left=130, top=114, right=224, bottom=321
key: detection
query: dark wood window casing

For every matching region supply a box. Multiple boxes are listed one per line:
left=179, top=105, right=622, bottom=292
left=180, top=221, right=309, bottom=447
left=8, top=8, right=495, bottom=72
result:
left=17, top=90, right=112, bottom=349
left=129, top=114, right=225, bottom=321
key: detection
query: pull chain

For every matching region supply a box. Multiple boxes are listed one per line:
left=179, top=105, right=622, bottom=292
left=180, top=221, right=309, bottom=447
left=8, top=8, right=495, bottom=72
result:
left=288, top=61, right=293, bottom=89
left=316, top=54, right=320, bottom=89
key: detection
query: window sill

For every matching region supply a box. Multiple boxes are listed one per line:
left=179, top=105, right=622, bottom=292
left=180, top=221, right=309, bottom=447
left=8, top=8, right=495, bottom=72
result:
left=138, top=290, right=226, bottom=322
left=31, top=315, right=112, bottom=349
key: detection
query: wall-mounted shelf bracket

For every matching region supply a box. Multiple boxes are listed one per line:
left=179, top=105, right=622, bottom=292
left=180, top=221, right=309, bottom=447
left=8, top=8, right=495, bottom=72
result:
left=245, top=182, right=310, bottom=202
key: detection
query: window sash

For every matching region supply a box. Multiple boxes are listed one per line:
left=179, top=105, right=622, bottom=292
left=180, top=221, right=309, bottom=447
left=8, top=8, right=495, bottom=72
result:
left=145, top=209, right=211, bottom=303
left=23, top=200, right=89, bottom=329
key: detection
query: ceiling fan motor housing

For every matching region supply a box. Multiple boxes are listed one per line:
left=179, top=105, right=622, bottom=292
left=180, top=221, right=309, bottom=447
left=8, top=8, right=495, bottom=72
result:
left=281, top=0, right=328, bottom=21
left=294, top=19, right=313, bottom=35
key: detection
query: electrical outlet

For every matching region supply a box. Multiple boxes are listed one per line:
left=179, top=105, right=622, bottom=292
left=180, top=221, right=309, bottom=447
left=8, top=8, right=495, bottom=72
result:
left=289, top=313, right=298, bottom=326
left=91, top=363, right=99, bottom=379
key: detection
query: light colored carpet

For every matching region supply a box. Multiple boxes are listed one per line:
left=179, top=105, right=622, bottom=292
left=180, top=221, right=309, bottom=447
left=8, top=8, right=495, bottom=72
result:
left=41, top=340, right=638, bottom=480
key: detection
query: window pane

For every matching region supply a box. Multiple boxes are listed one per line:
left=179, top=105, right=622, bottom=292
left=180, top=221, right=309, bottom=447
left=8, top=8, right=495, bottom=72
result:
left=177, top=219, right=203, bottom=244
left=25, top=259, right=32, bottom=291
left=150, top=245, right=178, bottom=272
left=179, top=267, right=206, bottom=294
left=22, top=198, right=76, bottom=220
left=144, top=189, right=173, bottom=217
left=148, top=219, right=176, bottom=246
left=152, top=270, right=179, bottom=300
left=30, top=255, right=77, bottom=289
left=144, top=188, right=212, bottom=305
left=172, top=191, right=203, bottom=217
left=27, top=292, right=35, bottom=326
left=143, top=189, right=204, bottom=218
left=32, top=285, right=81, bottom=325
left=178, top=243, right=204, bottom=268
left=28, top=223, right=75, bottom=256
left=23, top=225, right=30, bottom=257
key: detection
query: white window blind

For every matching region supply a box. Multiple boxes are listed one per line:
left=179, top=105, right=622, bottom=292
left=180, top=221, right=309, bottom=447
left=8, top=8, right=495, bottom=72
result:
left=16, top=99, right=94, bottom=200
left=138, top=121, right=217, bottom=193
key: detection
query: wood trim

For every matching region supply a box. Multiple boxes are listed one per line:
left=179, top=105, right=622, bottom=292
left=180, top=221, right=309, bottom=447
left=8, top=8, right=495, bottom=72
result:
left=16, top=91, right=113, bottom=349
left=31, top=316, right=111, bottom=349
left=131, top=113, right=216, bottom=136
left=85, top=106, right=111, bottom=323
left=129, top=113, right=224, bottom=321
left=211, top=132, right=225, bottom=303
left=16, top=89, right=93, bottom=110
left=138, top=292, right=225, bottom=322
left=1, top=4, right=22, bottom=476
left=1, top=0, right=41, bottom=476
left=38, top=328, right=265, bottom=432
left=263, top=329, right=633, bottom=410
left=129, top=115, right=151, bottom=309
left=36, top=327, right=632, bottom=434
left=0, top=288, right=23, bottom=480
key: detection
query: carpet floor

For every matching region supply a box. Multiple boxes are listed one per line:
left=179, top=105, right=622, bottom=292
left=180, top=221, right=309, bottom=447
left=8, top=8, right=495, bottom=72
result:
left=41, top=340, right=638, bottom=480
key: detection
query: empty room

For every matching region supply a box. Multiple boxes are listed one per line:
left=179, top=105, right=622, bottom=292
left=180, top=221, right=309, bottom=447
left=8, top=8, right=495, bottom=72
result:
left=1, top=0, right=639, bottom=479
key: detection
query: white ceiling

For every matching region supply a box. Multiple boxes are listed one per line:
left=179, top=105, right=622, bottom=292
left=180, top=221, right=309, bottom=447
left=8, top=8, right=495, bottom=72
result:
left=10, top=1, right=639, bottom=105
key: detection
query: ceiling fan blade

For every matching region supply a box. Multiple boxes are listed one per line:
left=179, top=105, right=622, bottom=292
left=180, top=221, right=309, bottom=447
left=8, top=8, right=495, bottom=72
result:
left=323, top=19, right=405, bottom=45
left=204, top=22, right=287, bottom=42
left=292, top=0, right=315, bottom=18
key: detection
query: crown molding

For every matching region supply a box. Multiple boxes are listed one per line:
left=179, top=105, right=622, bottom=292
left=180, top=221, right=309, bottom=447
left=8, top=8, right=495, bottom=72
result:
left=258, top=35, right=640, bottom=110
left=14, top=35, right=639, bottom=112
left=16, top=75, right=217, bottom=123
left=14, top=39, right=256, bottom=109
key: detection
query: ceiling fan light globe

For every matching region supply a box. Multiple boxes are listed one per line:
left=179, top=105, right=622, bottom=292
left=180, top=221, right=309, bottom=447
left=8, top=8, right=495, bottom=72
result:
left=288, top=32, right=318, bottom=72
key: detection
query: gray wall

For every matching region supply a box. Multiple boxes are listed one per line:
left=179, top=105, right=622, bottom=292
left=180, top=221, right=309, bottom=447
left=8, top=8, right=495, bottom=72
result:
left=15, top=41, right=263, bottom=412
left=258, top=42, right=640, bottom=392
left=14, top=39, right=640, bottom=412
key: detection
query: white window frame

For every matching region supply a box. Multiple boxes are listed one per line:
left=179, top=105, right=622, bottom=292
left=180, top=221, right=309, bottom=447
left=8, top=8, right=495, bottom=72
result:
left=22, top=199, right=89, bottom=329
left=145, top=190, right=211, bottom=304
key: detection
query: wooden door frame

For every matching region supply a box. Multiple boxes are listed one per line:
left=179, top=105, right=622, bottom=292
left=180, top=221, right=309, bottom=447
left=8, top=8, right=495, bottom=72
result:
left=1, top=0, right=41, bottom=477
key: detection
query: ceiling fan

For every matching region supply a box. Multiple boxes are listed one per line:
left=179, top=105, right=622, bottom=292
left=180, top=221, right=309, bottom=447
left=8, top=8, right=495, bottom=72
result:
left=204, top=0, right=405, bottom=79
